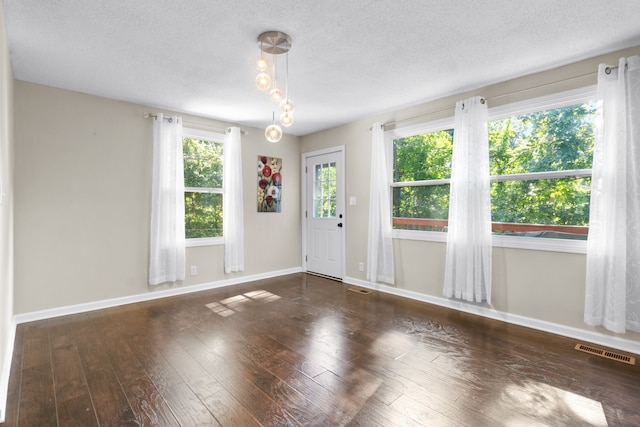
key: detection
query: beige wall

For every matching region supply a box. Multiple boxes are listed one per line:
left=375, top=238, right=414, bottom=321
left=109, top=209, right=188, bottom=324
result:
left=0, top=0, right=14, bottom=420
left=13, top=82, right=301, bottom=314
left=301, top=46, right=640, bottom=345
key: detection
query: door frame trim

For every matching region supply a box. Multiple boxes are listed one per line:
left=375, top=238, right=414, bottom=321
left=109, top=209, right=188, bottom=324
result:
left=301, top=145, right=346, bottom=279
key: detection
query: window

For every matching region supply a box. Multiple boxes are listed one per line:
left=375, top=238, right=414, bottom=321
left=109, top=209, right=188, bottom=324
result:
left=390, top=119, right=454, bottom=233
left=488, top=98, right=595, bottom=240
left=390, top=87, right=597, bottom=250
left=183, top=128, right=224, bottom=245
left=313, top=162, right=337, bottom=218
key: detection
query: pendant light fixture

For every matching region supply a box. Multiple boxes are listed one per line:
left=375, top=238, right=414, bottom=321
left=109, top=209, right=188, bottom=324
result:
left=268, top=54, right=282, bottom=102
left=255, top=39, right=271, bottom=90
left=255, top=31, right=295, bottom=142
left=279, top=52, right=294, bottom=127
left=265, top=111, right=282, bottom=143
left=256, top=43, right=269, bottom=72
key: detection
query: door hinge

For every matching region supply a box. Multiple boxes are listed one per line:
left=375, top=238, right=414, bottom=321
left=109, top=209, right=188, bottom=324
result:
left=305, top=211, right=307, bottom=218
left=305, top=255, right=308, bottom=262
left=305, top=166, right=308, bottom=173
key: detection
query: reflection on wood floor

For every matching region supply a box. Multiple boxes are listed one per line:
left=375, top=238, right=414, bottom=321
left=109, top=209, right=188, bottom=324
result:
left=3, top=273, right=639, bottom=426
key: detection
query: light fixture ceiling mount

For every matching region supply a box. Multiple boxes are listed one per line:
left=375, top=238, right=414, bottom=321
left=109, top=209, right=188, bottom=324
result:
left=257, top=31, right=292, bottom=55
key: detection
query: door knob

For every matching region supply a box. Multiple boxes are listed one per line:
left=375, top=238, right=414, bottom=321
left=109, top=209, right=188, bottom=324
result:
left=337, top=223, right=343, bottom=228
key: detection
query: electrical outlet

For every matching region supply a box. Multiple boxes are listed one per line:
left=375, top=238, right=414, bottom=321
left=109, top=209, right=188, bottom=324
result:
left=190, top=265, right=198, bottom=276
left=358, top=262, right=364, bottom=272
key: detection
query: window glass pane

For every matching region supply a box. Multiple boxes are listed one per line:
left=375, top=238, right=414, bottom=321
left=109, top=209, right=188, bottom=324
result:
left=392, top=185, right=450, bottom=231
left=183, top=137, right=223, bottom=188
left=392, top=129, right=453, bottom=231
left=491, top=177, right=590, bottom=239
left=393, top=130, right=453, bottom=182
left=313, top=162, right=337, bottom=218
left=330, top=200, right=337, bottom=217
left=185, top=192, right=223, bottom=238
left=489, top=103, right=596, bottom=175
left=488, top=101, right=595, bottom=239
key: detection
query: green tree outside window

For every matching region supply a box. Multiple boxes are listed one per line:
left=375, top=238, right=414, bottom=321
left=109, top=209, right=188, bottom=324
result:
left=183, top=136, right=223, bottom=239
left=391, top=101, right=596, bottom=237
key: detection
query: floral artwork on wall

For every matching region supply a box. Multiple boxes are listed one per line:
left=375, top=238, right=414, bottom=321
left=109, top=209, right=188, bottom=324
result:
left=258, top=155, right=282, bottom=212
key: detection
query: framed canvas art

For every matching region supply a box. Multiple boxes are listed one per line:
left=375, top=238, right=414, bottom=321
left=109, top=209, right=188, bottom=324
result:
left=257, top=155, right=282, bottom=212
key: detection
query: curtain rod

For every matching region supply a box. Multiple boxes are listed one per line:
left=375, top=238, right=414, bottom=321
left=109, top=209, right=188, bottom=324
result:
left=143, top=112, right=176, bottom=123
left=143, top=112, right=246, bottom=134
left=604, top=63, right=628, bottom=74
left=374, top=70, right=598, bottom=130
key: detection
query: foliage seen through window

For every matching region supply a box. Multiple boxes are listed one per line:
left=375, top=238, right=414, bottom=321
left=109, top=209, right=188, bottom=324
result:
left=183, top=136, right=223, bottom=239
left=391, top=101, right=596, bottom=238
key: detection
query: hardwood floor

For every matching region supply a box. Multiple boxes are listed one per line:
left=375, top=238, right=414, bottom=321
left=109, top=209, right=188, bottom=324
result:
left=2, top=273, right=639, bottom=426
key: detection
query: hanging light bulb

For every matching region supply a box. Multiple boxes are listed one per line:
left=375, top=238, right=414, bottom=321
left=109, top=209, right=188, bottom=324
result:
left=256, top=40, right=269, bottom=72
left=255, top=72, right=271, bottom=91
left=268, top=54, right=282, bottom=102
left=278, top=51, right=295, bottom=113
left=280, top=111, right=294, bottom=127
left=265, top=123, right=282, bottom=142
left=265, top=112, right=282, bottom=143
left=256, top=55, right=269, bottom=72
left=279, top=98, right=295, bottom=113
left=269, top=87, right=282, bottom=102
left=256, top=55, right=269, bottom=71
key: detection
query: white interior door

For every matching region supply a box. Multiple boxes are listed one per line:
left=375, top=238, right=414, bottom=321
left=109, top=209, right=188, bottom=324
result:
left=304, top=149, right=344, bottom=279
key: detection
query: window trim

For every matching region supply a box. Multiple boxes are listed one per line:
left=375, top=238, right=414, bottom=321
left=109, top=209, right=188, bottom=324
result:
left=393, top=229, right=587, bottom=254
left=183, top=127, right=225, bottom=246
left=393, top=168, right=592, bottom=189
left=185, top=236, right=224, bottom=247
left=386, top=116, right=456, bottom=141
left=488, top=85, right=596, bottom=121
left=390, top=86, right=597, bottom=254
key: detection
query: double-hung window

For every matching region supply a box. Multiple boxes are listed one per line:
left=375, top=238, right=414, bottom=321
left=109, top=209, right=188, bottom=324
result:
left=488, top=88, right=596, bottom=244
left=389, top=118, right=454, bottom=238
left=389, top=87, right=597, bottom=251
left=183, top=128, right=224, bottom=246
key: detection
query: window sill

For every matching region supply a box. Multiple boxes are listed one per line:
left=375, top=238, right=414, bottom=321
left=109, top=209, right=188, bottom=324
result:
left=392, top=230, right=587, bottom=254
left=393, top=229, right=448, bottom=243
left=186, top=237, right=224, bottom=247
left=492, top=234, right=586, bottom=254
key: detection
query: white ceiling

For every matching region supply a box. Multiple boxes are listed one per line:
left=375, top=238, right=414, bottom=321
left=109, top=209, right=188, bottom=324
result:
left=4, top=1, right=640, bottom=136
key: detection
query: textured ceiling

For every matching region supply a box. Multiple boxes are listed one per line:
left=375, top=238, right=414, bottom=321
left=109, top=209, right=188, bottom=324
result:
left=4, top=0, right=640, bottom=136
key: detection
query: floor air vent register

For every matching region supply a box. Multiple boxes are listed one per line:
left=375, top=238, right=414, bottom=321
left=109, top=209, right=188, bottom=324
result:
left=575, top=343, right=636, bottom=365
left=348, top=287, right=372, bottom=295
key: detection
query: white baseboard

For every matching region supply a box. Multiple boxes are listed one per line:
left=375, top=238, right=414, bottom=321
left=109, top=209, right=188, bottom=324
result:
left=0, top=318, right=16, bottom=424
left=343, top=275, right=640, bottom=356
left=14, top=267, right=302, bottom=325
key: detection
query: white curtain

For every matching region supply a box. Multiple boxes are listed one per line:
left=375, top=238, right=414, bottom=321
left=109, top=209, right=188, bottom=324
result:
left=585, top=56, right=640, bottom=333
left=223, top=127, right=244, bottom=273
left=443, top=96, right=492, bottom=303
left=149, top=114, right=185, bottom=285
left=367, top=123, right=395, bottom=284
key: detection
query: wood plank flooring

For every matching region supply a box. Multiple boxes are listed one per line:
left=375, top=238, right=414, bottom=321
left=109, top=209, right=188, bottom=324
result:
left=2, top=273, right=639, bottom=426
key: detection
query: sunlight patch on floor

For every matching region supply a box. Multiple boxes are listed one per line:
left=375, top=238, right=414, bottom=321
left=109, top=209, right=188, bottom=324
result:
left=501, top=380, right=607, bottom=427
left=205, top=290, right=281, bottom=317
